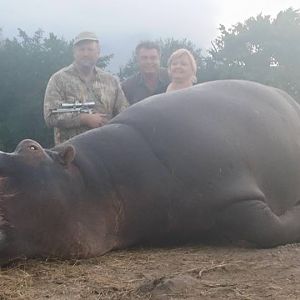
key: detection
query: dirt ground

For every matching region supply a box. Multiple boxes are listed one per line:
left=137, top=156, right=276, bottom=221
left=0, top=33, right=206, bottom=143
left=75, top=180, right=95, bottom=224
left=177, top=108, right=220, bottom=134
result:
left=1, top=243, right=300, bottom=299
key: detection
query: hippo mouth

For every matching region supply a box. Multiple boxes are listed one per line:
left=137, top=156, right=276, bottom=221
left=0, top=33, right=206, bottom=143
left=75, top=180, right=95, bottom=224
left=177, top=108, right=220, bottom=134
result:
left=0, top=224, right=11, bottom=266
left=0, top=176, right=18, bottom=199
left=0, top=178, right=12, bottom=264
left=0, top=227, right=5, bottom=247
left=0, top=176, right=8, bottom=190
left=0, top=198, right=7, bottom=254
left=0, top=176, right=10, bottom=199
left=0, top=175, right=8, bottom=181
left=0, top=175, right=17, bottom=228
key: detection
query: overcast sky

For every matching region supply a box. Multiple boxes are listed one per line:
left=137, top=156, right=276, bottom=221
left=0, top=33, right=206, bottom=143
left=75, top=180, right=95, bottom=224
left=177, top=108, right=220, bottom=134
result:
left=1, top=0, right=299, bottom=71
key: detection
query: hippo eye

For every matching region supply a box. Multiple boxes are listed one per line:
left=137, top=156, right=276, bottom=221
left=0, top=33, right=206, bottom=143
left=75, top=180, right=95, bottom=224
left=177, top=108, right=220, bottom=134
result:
left=29, top=145, right=38, bottom=151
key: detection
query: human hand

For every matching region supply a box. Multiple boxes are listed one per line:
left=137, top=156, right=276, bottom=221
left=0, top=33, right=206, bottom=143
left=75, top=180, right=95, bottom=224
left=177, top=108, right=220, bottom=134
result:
left=80, top=113, right=108, bottom=128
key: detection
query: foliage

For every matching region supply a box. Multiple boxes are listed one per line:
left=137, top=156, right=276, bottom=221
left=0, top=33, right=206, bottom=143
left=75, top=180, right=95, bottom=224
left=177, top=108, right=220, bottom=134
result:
left=0, top=29, right=112, bottom=150
left=205, top=8, right=300, bottom=101
left=118, top=38, right=204, bottom=81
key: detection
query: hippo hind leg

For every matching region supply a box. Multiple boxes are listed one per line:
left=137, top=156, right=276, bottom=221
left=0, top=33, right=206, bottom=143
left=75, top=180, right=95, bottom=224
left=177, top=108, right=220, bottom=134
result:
left=217, top=199, right=300, bottom=248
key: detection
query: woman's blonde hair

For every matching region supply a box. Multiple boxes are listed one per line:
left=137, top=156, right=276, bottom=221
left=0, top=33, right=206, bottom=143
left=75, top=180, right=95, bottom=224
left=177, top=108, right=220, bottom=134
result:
left=167, top=48, right=197, bottom=83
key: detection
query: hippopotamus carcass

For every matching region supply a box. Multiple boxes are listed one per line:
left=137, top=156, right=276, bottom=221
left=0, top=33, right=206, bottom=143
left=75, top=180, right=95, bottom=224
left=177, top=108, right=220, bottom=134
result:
left=1, top=79, right=300, bottom=264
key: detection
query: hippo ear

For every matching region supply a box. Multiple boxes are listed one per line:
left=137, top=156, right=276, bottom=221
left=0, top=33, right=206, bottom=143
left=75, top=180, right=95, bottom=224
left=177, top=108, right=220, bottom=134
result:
left=57, top=145, right=76, bottom=166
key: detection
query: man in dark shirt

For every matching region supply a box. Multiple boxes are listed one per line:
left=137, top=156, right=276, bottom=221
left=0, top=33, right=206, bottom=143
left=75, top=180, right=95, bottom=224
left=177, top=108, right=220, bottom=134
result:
left=122, top=41, right=170, bottom=105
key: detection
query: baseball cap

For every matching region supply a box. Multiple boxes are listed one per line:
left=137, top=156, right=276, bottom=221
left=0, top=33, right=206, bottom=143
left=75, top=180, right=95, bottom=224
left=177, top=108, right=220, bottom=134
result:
left=73, top=31, right=99, bottom=45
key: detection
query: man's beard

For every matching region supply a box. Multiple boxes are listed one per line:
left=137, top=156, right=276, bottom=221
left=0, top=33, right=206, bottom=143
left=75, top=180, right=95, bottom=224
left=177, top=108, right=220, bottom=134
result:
left=77, top=59, right=97, bottom=69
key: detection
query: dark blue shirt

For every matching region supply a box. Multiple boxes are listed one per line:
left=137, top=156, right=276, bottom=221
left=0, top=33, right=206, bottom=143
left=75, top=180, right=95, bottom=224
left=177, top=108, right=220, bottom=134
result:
left=122, top=68, right=170, bottom=105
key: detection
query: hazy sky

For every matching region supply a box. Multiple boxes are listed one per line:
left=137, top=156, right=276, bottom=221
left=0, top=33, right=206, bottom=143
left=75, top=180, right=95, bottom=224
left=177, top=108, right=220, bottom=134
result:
left=1, top=0, right=299, bottom=71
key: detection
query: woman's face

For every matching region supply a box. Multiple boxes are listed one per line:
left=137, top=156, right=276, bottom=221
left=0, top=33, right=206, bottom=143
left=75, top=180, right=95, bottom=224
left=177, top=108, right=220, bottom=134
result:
left=169, top=54, right=194, bottom=82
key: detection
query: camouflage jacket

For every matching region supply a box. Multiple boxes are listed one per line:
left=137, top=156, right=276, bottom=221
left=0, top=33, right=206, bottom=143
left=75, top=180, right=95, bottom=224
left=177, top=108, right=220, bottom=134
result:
left=44, top=64, right=128, bottom=145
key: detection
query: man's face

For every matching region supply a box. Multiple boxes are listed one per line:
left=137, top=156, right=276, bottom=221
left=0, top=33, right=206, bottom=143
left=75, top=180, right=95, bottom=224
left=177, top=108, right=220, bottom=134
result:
left=137, top=48, right=160, bottom=75
left=73, top=40, right=100, bottom=69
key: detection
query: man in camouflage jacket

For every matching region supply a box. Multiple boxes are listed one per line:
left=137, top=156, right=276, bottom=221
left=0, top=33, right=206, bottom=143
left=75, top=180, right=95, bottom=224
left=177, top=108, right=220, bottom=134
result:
left=44, top=31, right=128, bottom=145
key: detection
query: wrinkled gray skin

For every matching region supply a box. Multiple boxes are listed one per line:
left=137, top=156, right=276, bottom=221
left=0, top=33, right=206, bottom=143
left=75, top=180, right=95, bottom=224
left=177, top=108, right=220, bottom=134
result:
left=1, top=80, right=300, bottom=265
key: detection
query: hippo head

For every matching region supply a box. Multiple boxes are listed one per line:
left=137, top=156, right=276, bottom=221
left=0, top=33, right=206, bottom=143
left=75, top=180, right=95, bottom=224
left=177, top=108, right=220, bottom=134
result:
left=0, top=139, right=81, bottom=264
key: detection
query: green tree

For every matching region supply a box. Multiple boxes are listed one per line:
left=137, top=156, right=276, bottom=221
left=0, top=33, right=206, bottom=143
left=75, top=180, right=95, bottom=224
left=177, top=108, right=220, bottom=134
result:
left=205, top=8, right=300, bottom=101
left=0, top=29, right=112, bottom=150
left=118, top=38, right=204, bottom=81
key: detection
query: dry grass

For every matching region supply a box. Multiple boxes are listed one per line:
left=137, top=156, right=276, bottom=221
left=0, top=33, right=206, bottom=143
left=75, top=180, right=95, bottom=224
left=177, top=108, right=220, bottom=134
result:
left=1, top=244, right=300, bottom=299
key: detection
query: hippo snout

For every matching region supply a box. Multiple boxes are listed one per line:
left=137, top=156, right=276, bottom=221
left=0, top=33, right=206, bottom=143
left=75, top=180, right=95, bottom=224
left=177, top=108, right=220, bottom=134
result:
left=0, top=152, right=15, bottom=175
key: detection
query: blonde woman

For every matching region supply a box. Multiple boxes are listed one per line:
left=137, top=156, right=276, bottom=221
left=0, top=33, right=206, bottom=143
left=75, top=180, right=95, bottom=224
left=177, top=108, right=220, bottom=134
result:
left=166, top=48, right=197, bottom=93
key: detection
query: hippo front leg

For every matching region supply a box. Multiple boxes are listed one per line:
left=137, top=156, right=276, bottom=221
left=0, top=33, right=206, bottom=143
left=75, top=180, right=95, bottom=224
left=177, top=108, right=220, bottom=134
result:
left=217, top=199, right=300, bottom=248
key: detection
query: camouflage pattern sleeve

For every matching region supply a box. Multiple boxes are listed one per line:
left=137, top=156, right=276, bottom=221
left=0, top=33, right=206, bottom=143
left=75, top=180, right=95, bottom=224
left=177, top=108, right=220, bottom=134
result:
left=112, top=78, right=129, bottom=117
left=44, top=73, right=81, bottom=129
